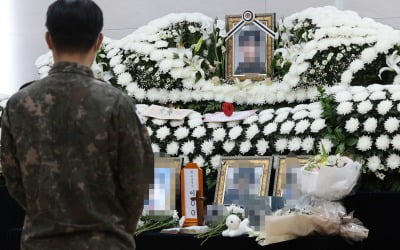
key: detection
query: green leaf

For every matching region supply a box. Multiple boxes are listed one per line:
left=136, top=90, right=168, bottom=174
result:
left=337, top=142, right=346, bottom=154
left=346, top=137, right=358, bottom=146
left=194, top=36, right=204, bottom=53
left=173, top=53, right=179, bottom=59
left=195, top=72, right=202, bottom=83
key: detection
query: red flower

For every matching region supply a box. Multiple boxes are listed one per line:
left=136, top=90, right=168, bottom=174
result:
left=222, top=102, right=234, bottom=117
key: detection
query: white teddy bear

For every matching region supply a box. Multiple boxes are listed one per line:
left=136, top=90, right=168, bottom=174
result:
left=222, top=214, right=254, bottom=237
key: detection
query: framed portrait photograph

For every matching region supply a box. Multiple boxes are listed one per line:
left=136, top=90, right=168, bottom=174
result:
left=214, top=156, right=273, bottom=205
left=272, top=155, right=310, bottom=198
left=144, top=153, right=182, bottom=212
left=225, top=13, right=275, bottom=81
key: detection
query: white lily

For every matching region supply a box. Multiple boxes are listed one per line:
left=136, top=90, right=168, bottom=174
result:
left=378, top=50, right=400, bottom=79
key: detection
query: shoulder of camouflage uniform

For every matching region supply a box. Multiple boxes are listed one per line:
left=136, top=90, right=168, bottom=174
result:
left=19, top=81, right=36, bottom=90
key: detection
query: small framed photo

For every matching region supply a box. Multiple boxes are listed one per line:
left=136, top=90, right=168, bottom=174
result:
left=144, top=153, right=182, bottom=212
left=225, top=12, right=275, bottom=81
left=272, top=155, right=310, bottom=198
left=214, top=156, right=273, bottom=205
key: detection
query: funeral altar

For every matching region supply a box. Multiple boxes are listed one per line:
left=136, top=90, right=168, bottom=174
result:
left=2, top=4, right=400, bottom=249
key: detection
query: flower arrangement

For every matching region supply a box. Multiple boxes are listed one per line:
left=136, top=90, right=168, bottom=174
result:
left=303, top=142, right=351, bottom=172
left=31, top=7, right=400, bottom=192
left=274, top=6, right=400, bottom=88
left=135, top=210, right=183, bottom=235
left=196, top=204, right=245, bottom=245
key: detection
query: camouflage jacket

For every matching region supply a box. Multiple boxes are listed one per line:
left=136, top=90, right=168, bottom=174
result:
left=1, top=62, right=154, bottom=250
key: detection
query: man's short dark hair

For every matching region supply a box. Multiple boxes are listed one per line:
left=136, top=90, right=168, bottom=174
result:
left=46, top=0, right=103, bottom=52
left=238, top=30, right=261, bottom=46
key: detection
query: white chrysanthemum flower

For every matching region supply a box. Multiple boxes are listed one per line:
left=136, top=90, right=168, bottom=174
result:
left=117, top=72, right=132, bottom=86
left=207, top=122, right=223, bottom=129
left=229, top=126, right=243, bottom=140
left=367, top=156, right=381, bottom=172
left=353, top=91, right=369, bottom=102
left=276, top=107, right=292, bottom=114
left=210, top=155, right=222, bottom=169
left=174, top=127, right=189, bottom=140
left=212, top=128, right=226, bottom=142
left=113, top=64, right=126, bottom=75
left=384, top=117, right=400, bottom=133
left=109, top=55, right=122, bottom=67
left=256, top=139, right=269, bottom=155
left=369, top=91, right=386, bottom=100
left=319, top=139, right=333, bottom=154
left=391, top=92, right=400, bottom=101
left=363, top=117, right=378, bottom=133
left=189, top=112, right=202, bottom=120
left=156, top=126, right=170, bottom=140
left=150, top=50, right=164, bottom=61
left=239, top=140, right=252, bottom=154
left=302, top=136, right=314, bottom=153
left=367, top=84, right=385, bottom=92
left=192, top=126, right=207, bottom=138
left=166, top=141, right=179, bottom=155
left=223, top=140, right=235, bottom=153
left=280, top=120, right=295, bottom=134
left=308, top=109, right=322, bottom=119
left=246, top=124, right=260, bottom=140
left=226, top=121, right=240, bottom=128
left=181, top=140, right=195, bottom=155
left=152, top=119, right=167, bottom=126
left=258, top=113, right=274, bottom=124
left=274, top=112, right=289, bottom=123
left=291, top=104, right=308, bottom=113
left=201, top=140, right=215, bottom=155
left=357, top=100, right=373, bottom=114
left=335, top=91, right=352, bottom=102
left=154, top=40, right=168, bottom=48
left=244, top=115, right=258, bottom=124
left=106, top=48, right=119, bottom=59
left=151, top=143, right=160, bottom=153
left=133, top=87, right=146, bottom=101
left=336, top=102, right=353, bottom=115
left=288, top=137, right=302, bottom=152
left=387, top=154, right=400, bottom=170
left=188, top=118, right=203, bottom=128
left=292, top=110, right=309, bottom=120
left=356, top=136, right=373, bottom=151
left=170, top=120, right=185, bottom=127
left=295, top=119, right=310, bottom=134
left=391, top=134, right=400, bottom=150
left=310, top=119, right=326, bottom=133
left=341, top=70, right=353, bottom=84
left=345, top=118, right=360, bottom=133
left=193, top=155, right=205, bottom=167
left=275, top=138, right=288, bottom=153
left=263, top=122, right=278, bottom=135
left=140, top=117, right=150, bottom=131
left=377, top=100, right=393, bottom=115
left=376, top=135, right=390, bottom=151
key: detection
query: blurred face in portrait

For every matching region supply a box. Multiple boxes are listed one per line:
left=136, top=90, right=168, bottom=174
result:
left=241, top=36, right=258, bottom=63
left=234, top=26, right=266, bottom=75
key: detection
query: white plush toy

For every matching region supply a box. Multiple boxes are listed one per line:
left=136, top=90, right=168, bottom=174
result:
left=222, top=214, right=254, bottom=237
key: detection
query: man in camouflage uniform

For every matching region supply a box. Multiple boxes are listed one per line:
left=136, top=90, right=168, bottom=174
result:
left=0, top=0, right=153, bottom=249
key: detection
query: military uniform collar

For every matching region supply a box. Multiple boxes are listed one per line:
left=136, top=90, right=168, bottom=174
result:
left=49, top=62, right=94, bottom=78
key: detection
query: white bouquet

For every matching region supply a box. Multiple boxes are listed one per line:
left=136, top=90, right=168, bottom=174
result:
left=300, top=149, right=361, bottom=201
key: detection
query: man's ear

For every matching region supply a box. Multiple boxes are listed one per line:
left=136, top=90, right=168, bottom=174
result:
left=94, top=33, right=104, bottom=51
left=45, top=32, right=54, bottom=50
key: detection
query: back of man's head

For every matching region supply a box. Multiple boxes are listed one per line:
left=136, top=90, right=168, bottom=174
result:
left=46, top=0, right=103, bottom=53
